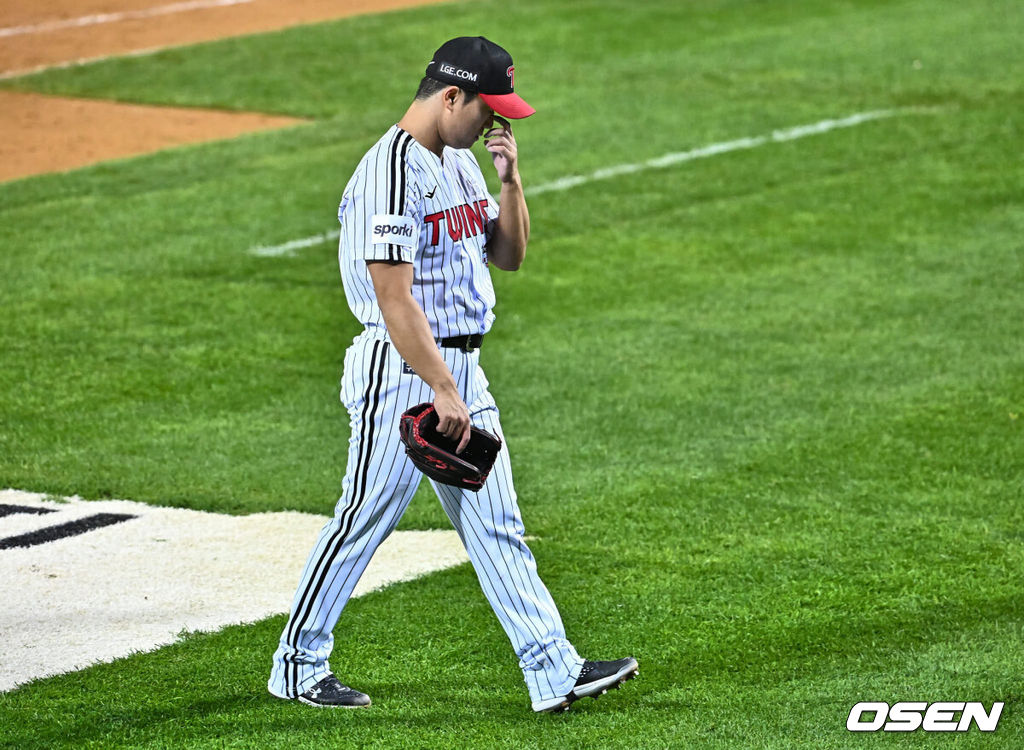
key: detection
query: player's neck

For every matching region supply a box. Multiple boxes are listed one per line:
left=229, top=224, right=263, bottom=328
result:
left=397, top=101, right=445, bottom=160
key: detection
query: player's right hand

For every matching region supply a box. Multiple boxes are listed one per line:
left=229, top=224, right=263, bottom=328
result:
left=484, top=116, right=518, bottom=185
left=433, top=389, right=471, bottom=454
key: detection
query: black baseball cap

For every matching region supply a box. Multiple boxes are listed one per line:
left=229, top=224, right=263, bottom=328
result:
left=425, top=36, right=535, bottom=119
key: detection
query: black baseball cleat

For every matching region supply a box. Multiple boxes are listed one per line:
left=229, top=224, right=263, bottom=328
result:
left=292, top=675, right=371, bottom=708
left=532, top=657, right=639, bottom=713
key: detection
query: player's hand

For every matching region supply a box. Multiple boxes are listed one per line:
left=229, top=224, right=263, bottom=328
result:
left=433, top=389, right=471, bottom=454
left=484, top=116, right=519, bottom=184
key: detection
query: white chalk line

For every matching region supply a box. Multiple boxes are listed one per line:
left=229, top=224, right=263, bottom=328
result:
left=248, top=107, right=937, bottom=258
left=0, top=45, right=174, bottom=81
left=250, top=230, right=341, bottom=257
left=0, top=0, right=253, bottom=39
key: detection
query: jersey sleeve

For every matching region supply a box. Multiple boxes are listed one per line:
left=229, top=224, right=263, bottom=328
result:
left=339, top=130, right=424, bottom=264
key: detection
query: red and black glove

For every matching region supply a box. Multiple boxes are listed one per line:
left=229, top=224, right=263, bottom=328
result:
left=398, top=403, right=502, bottom=492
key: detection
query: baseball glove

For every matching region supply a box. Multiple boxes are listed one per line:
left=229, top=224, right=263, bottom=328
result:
left=398, top=402, right=502, bottom=492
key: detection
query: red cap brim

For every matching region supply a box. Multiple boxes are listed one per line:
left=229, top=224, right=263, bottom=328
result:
left=479, top=92, right=536, bottom=119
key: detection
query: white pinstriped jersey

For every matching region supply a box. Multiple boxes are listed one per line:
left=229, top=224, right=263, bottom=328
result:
left=337, top=125, right=499, bottom=338
left=271, top=125, right=587, bottom=709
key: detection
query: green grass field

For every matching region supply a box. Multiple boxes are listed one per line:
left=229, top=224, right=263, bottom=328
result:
left=2, top=0, right=1023, bottom=746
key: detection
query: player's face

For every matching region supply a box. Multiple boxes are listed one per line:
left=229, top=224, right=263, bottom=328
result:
left=441, top=91, right=494, bottom=149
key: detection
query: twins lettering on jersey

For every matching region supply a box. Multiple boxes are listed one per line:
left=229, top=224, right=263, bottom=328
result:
left=423, top=199, right=490, bottom=247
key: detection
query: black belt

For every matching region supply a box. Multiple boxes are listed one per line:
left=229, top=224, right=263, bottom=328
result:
left=438, top=333, right=484, bottom=352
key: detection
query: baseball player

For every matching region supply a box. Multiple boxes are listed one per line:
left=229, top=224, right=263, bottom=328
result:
left=268, top=36, right=638, bottom=713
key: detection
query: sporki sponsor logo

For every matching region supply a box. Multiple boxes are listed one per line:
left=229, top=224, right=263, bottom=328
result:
left=373, top=223, right=412, bottom=237
left=370, top=214, right=416, bottom=247
left=846, top=701, right=1004, bottom=732
left=438, top=63, right=478, bottom=83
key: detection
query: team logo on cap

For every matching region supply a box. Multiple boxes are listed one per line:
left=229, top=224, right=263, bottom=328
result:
left=506, top=65, right=515, bottom=89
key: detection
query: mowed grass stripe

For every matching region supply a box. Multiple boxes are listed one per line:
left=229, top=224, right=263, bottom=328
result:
left=1, top=105, right=1004, bottom=520
left=0, top=100, right=1017, bottom=524
left=248, top=107, right=937, bottom=257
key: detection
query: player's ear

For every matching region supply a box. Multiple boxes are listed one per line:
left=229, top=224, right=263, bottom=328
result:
left=442, top=86, right=461, bottom=110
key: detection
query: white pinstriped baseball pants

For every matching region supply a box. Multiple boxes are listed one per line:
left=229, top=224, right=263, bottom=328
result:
left=268, top=328, right=583, bottom=704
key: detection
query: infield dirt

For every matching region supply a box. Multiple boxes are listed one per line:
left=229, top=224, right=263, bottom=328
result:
left=0, top=0, right=444, bottom=181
